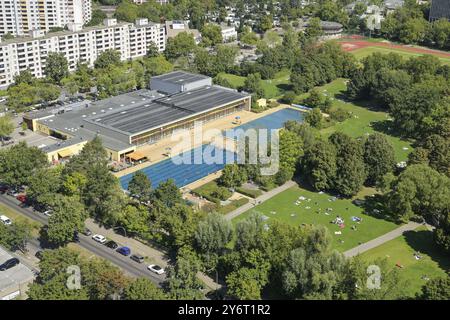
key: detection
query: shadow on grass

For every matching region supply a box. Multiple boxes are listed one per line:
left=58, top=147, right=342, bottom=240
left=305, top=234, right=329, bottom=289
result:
left=276, top=83, right=293, bottom=92
left=371, top=120, right=409, bottom=140
left=356, top=194, right=399, bottom=223
left=404, top=229, right=450, bottom=273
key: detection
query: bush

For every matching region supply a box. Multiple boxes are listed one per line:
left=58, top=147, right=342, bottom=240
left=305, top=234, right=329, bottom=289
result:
left=329, top=107, right=351, bottom=122
left=280, top=91, right=297, bottom=104
left=236, top=187, right=263, bottom=198
left=211, top=187, right=232, bottom=201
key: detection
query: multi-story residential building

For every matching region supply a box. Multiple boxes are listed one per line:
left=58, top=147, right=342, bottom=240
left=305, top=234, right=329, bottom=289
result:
left=0, top=0, right=92, bottom=36
left=429, top=0, right=450, bottom=22
left=0, top=18, right=166, bottom=89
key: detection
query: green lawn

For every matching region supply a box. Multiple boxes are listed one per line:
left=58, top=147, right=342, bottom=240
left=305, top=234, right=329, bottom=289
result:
left=304, top=79, right=414, bottom=162
left=233, top=185, right=399, bottom=252
left=360, top=226, right=450, bottom=298
left=351, top=46, right=450, bottom=65
left=218, top=70, right=291, bottom=99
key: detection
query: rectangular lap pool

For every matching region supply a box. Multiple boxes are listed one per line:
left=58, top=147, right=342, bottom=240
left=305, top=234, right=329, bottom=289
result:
left=120, top=144, right=236, bottom=190
left=120, top=108, right=304, bottom=190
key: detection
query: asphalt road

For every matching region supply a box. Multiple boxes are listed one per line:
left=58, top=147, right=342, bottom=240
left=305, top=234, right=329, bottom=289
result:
left=0, top=193, right=164, bottom=286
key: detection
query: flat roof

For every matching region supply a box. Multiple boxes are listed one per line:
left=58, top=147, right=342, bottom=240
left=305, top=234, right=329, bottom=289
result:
left=86, top=85, right=249, bottom=135
left=152, top=71, right=210, bottom=86
left=0, top=246, right=35, bottom=297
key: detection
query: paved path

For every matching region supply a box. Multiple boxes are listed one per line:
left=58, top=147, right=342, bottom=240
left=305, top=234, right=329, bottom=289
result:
left=225, top=180, right=297, bottom=221
left=343, top=221, right=423, bottom=257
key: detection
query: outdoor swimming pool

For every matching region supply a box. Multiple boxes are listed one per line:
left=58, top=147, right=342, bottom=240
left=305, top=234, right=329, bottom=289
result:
left=231, top=108, right=304, bottom=132
left=120, top=144, right=236, bottom=190
left=120, top=108, right=304, bottom=190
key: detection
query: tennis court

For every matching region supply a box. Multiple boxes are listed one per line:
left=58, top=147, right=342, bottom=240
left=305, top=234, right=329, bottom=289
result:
left=120, top=144, right=236, bottom=190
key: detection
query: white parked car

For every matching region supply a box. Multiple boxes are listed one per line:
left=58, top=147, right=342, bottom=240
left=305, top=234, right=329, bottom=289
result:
left=43, top=210, right=52, bottom=217
left=148, top=264, right=165, bottom=275
left=0, top=215, right=12, bottom=226
left=92, top=234, right=107, bottom=244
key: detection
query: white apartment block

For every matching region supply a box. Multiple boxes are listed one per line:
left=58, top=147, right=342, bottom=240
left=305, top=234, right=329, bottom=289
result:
left=0, top=18, right=166, bottom=89
left=0, top=0, right=92, bottom=36
left=220, top=24, right=237, bottom=43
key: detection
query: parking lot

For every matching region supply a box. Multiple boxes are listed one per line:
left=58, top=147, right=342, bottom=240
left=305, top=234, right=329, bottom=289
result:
left=0, top=113, right=61, bottom=150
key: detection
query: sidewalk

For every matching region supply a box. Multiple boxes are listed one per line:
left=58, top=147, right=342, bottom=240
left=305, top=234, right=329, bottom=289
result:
left=224, top=180, right=297, bottom=220
left=84, top=219, right=221, bottom=290
left=343, top=221, right=423, bottom=257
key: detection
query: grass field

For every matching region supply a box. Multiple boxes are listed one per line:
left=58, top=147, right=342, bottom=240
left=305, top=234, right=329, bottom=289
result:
left=350, top=46, right=450, bottom=65
left=233, top=185, right=399, bottom=252
left=360, top=226, right=450, bottom=298
left=218, top=70, right=290, bottom=99
left=303, top=78, right=414, bottom=162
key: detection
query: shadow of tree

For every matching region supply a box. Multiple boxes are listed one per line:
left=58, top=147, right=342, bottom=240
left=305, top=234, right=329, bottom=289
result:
left=403, top=229, right=450, bottom=273
left=353, top=193, right=400, bottom=223
left=276, top=83, right=292, bottom=92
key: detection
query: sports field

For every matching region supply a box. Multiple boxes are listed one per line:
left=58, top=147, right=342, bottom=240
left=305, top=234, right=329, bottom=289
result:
left=233, top=185, right=399, bottom=252
left=360, top=226, right=450, bottom=298
left=340, top=39, right=450, bottom=65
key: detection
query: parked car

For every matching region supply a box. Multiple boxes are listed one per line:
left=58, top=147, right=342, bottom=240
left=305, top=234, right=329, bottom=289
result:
left=92, top=234, right=107, bottom=244
left=0, top=215, right=12, bottom=226
left=16, top=194, right=27, bottom=203
left=104, top=240, right=118, bottom=249
left=0, top=258, right=20, bottom=271
left=43, top=210, right=52, bottom=217
left=7, top=189, right=19, bottom=197
left=116, top=246, right=131, bottom=256
left=130, top=254, right=144, bottom=264
left=147, top=264, right=165, bottom=275
left=81, top=228, right=92, bottom=236
left=73, top=231, right=79, bottom=242
left=0, top=185, right=8, bottom=193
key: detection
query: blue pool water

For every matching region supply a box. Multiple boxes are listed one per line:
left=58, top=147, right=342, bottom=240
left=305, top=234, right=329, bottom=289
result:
left=120, top=108, right=304, bottom=190
left=120, top=145, right=236, bottom=190
left=231, top=108, right=304, bottom=132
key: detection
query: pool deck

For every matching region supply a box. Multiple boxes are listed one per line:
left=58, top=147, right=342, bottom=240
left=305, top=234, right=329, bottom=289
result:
left=114, top=104, right=290, bottom=178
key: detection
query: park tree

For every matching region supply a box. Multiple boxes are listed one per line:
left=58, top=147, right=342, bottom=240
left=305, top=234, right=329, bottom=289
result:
left=143, top=55, right=174, bottom=76
left=282, top=226, right=349, bottom=299
left=422, top=134, right=450, bottom=177
left=258, top=15, right=273, bottom=33
left=363, top=133, right=395, bottom=186
left=195, top=213, right=233, bottom=268
left=399, top=18, right=428, bottom=44
left=0, top=115, right=14, bottom=143
left=226, top=267, right=264, bottom=299
left=64, top=136, right=108, bottom=175
left=152, top=179, right=183, bottom=208
left=243, top=73, right=264, bottom=99
left=429, top=19, right=450, bottom=49
left=164, top=32, right=196, bottom=60
left=13, top=69, right=35, bottom=85
left=27, top=166, right=63, bottom=208
left=0, top=142, right=48, bottom=187
left=94, top=49, right=122, bottom=69
left=302, top=139, right=337, bottom=191
left=27, top=248, right=89, bottom=300
left=239, top=27, right=259, bottom=46
left=0, top=220, right=33, bottom=253
left=161, top=204, right=203, bottom=249
left=201, top=24, right=223, bottom=47
left=61, top=171, right=88, bottom=197
left=386, top=164, right=450, bottom=222
left=47, top=195, right=87, bottom=245
left=122, top=278, right=167, bottom=300
left=128, top=171, right=152, bottom=200
left=235, top=212, right=268, bottom=254
left=305, top=108, right=324, bottom=129
left=85, top=9, right=107, bottom=27
left=81, top=258, right=129, bottom=300
left=164, top=246, right=205, bottom=300
left=118, top=204, right=150, bottom=237
left=329, top=132, right=367, bottom=196
left=45, top=52, right=69, bottom=84
left=219, top=164, right=246, bottom=188
left=419, top=276, right=450, bottom=300
left=278, top=129, right=304, bottom=180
